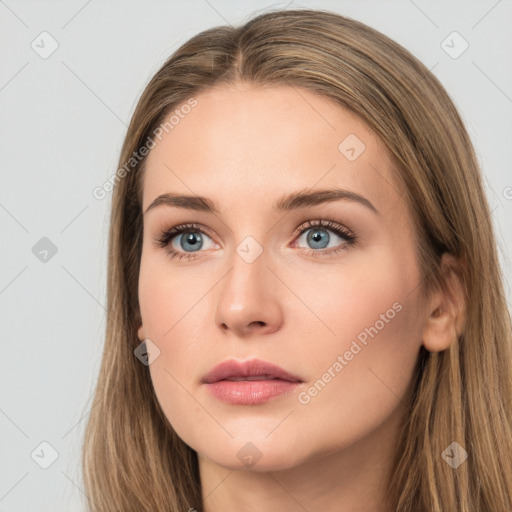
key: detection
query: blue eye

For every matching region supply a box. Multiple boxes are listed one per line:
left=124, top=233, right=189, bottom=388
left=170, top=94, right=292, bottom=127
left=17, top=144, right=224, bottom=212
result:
left=174, top=231, right=205, bottom=252
left=155, top=223, right=215, bottom=260
left=292, top=219, right=356, bottom=257
left=154, top=219, right=356, bottom=261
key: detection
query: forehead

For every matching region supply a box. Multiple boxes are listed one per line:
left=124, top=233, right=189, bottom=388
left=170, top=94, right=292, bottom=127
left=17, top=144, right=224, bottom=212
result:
left=142, top=83, right=405, bottom=219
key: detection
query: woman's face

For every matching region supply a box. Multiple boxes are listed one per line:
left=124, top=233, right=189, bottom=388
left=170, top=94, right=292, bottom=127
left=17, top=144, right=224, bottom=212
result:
left=137, top=83, right=427, bottom=472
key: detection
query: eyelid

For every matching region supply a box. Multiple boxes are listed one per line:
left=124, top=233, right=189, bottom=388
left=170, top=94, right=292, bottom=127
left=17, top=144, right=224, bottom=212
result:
left=291, top=219, right=355, bottom=241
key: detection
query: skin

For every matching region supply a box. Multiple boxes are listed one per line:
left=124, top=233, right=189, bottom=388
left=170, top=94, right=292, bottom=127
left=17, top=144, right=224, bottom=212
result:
left=137, top=83, right=465, bottom=512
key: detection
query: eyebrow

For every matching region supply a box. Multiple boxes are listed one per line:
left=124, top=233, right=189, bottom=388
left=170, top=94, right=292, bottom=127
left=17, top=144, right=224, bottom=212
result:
left=143, top=188, right=379, bottom=216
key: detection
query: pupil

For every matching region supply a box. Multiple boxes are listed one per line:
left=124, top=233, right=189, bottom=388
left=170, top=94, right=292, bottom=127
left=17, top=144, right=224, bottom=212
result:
left=308, top=229, right=329, bottom=249
left=181, top=232, right=202, bottom=251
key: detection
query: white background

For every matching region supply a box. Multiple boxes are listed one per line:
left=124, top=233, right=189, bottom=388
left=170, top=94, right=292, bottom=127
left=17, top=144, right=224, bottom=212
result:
left=1, top=1, right=511, bottom=510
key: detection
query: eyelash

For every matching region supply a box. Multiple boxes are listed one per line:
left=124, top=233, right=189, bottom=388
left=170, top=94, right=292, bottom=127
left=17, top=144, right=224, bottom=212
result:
left=153, top=220, right=357, bottom=262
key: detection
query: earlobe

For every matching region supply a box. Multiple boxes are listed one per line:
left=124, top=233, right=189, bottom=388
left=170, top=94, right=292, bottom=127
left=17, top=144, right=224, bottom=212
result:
left=137, top=325, right=145, bottom=342
left=422, top=305, right=458, bottom=352
left=421, top=253, right=466, bottom=353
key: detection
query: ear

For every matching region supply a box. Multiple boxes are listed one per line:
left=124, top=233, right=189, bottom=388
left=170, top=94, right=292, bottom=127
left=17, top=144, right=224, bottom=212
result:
left=137, top=324, right=145, bottom=342
left=422, top=253, right=466, bottom=353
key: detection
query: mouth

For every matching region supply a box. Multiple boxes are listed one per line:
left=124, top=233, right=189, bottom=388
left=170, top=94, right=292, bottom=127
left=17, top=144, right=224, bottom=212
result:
left=223, top=376, right=289, bottom=381
left=202, top=358, right=303, bottom=405
left=202, top=358, right=303, bottom=384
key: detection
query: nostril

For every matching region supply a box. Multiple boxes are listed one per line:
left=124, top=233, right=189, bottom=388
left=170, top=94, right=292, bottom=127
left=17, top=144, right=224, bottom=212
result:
left=249, top=321, right=266, bottom=328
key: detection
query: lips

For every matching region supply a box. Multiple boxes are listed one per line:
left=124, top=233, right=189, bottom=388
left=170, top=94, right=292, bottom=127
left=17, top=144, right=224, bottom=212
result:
left=202, top=358, right=302, bottom=384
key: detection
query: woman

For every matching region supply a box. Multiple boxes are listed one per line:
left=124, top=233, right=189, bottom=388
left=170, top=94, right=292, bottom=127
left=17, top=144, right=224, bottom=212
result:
left=82, top=8, right=512, bottom=511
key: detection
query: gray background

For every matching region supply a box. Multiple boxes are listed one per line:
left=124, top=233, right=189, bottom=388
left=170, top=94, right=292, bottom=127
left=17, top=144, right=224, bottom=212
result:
left=1, top=1, right=511, bottom=510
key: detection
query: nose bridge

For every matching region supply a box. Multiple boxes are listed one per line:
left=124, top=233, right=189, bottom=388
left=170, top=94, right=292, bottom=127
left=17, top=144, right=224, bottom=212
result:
left=214, top=237, right=283, bottom=335
left=221, top=240, right=270, bottom=310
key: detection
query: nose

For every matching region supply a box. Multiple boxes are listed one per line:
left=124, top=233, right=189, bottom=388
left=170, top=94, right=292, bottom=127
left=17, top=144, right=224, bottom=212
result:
left=214, top=250, right=284, bottom=338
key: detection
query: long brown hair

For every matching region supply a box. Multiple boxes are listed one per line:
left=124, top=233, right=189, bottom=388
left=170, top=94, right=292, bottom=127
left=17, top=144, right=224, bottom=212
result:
left=82, top=8, right=512, bottom=511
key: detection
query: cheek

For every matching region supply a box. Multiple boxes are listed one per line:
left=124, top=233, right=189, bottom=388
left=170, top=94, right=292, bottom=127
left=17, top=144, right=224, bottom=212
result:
left=292, top=252, right=422, bottom=440
left=138, top=252, right=208, bottom=341
left=297, top=305, right=419, bottom=452
left=148, top=359, right=216, bottom=458
left=285, top=247, right=421, bottom=355
left=138, top=257, right=213, bottom=441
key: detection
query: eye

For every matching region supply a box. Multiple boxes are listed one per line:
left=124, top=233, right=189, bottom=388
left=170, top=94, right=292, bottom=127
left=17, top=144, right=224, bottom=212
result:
left=292, top=219, right=356, bottom=257
left=154, top=219, right=357, bottom=262
left=153, top=223, right=217, bottom=261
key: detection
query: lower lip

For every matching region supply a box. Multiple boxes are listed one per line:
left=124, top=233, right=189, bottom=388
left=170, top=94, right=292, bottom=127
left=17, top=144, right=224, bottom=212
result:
left=204, top=379, right=301, bottom=405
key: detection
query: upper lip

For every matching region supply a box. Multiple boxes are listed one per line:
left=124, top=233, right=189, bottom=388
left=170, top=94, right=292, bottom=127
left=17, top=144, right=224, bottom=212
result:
left=202, top=358, right=302, bottom=384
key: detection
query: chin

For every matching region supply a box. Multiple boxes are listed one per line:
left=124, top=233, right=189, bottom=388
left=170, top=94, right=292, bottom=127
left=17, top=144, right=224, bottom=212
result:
left=195, top=436, right=310, bottom=473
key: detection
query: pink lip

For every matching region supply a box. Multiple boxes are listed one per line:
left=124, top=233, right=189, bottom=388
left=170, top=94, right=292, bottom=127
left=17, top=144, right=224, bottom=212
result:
left=202, top=358, right=302, bottom=405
